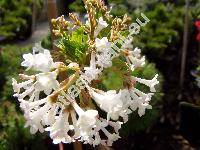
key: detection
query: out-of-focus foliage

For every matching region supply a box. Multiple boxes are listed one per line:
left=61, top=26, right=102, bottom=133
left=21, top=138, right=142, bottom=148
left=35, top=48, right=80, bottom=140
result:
left=0, top=101, right=47, bottom=150
left=0, top=44, right=49, bottom=150
left=41, top=33, right=53, bottom=50
left=109, top=0, right=155, bottom=11
left=0, top=0, right=32, bottom=39
left=0, top=45, right=31, bottom=100
left=110, top=0, right=200, bottom=64
left=110, top=1, right=184, bottom=62
left=69, top=0, right=85, bottom=13
left=0, top=0, right=44, bottom=40
left=132, top=3, right=184, bottom=61
left=191, top=0, right=200, bottom=19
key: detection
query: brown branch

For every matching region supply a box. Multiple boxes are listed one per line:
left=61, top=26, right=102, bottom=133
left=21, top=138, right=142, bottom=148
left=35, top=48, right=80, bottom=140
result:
left=59, top=143, right=64, bottom=150
left=47, top=0, right=58, bottom=46
left=180, top=0, right=190, bottom=95
left=73, top=141, right=83, bottom=150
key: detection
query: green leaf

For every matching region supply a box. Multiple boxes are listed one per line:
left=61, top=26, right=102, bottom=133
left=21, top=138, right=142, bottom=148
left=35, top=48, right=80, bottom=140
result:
left=56, top=27, right=88, bottom=64
left=100, top=58, right=129, bottom=90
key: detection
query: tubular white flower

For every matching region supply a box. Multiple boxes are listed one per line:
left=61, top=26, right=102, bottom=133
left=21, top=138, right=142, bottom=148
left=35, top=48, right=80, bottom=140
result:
left=101, top=127, right=120, bottom=146
left=132, top=88, right=154, bottom=102
left=125, top=48, right=145, bottom=70
left=13, top=71, right=59, bottom=101
left=72, top=102, right=98, bottom=127
left=94, top=17, right=108, bottom=37
left=121, top=37, right=133, bottom=50
left=21, top=45, right=56, bottom=72
left=82, top=52, right=101, bottom=82
left=95, top=37, right=113, bottom=68
left=19, top=97, right=48, bottom=111
left=12, top=78, right=34, bottom=93
left=35, top=71, right=59, bottom=95
left=23, top=97, right=52, bottom=134
left=45, top=112, right=72, bottom=144
left=67, top=62, right=79, bottom=69
left=95, top=37, right=111, bottom=52
left=96, top=51, right=112, bottom=68
left=133, top=74, right=159, bottom=92
left=129, top=88, right=153, bottom=117
left=102, top=119, right=122, bottom=134
left=82, top=118, right=122, bottom=147
left=21, top=53, right=35, bottom=70
left=13, top=86, right=35, bottom=100
left=42, top=104, right=57, bottom=126
left=126, top=55, right=145, bottom=70
left=132, top=47, right=142, bottom=58
left=92, top=133, right=101, bottom=146
left=77, top=109, right=98, bottom=127
left=70, top=110, right=81, bottom=139
left=90, top=89, right=126, bottom=121
left=72, top=102, right=98, bottom=139
left=117, top=89, right=133, bottom=122
left=120, top=89, right=131, bottom=106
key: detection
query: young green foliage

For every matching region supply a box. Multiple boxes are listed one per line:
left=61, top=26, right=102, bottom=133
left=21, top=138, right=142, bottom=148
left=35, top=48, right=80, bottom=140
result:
left=56, top=27, right=88, bottom=64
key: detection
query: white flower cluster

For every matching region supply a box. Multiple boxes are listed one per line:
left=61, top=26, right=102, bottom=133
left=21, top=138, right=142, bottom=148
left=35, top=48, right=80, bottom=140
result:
left=12, top=17, right=159, bottom=147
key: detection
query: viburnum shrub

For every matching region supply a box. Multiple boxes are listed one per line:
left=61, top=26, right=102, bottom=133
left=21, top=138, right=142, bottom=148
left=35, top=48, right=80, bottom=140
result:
left=12, top=0, right=159, bottom=146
